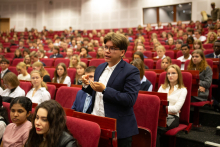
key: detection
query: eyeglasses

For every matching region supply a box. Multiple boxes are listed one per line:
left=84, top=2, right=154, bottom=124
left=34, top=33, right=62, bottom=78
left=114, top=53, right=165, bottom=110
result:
left=167, top=72, right=177, bottom=76
left=104, top=46, right=120, bottom=53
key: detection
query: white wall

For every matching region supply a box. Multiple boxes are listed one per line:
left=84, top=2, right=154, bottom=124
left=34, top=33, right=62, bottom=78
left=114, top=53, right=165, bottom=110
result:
left=0, top=0, right=220, bottom=31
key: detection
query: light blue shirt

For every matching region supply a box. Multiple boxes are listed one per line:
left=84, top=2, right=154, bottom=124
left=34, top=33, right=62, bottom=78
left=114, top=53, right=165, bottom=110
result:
left=82, top=93, right=92, bottom=113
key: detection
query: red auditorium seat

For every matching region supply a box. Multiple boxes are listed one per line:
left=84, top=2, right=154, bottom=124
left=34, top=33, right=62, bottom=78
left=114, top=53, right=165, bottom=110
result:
left=47, top=84, right=56, bottom=99
left=45, top=68, right=56, bottom=80
left=204, top=49, right=213, bottom=55
left=156, top=59, right=181, bottom=69
left=66, top=116, right=101, bottom=147
left=154, top=51, right=174, bottom=59
left=203, top=44, right=213, bottom=49
left=60, top=52, right=66, bottom=58
left=80, top=58, right=89, bottom=66
left=2, top=102, right=11, bottom=122
left=45, top=53, right=53, bottom=58
left=88, top=52, right=97, bottom=58
left=54, top=59, right=70, bottom=67
left=133, top=94, right=160, bottom=147
left=143, top=51, right=152, bottom=58
left=158, top=72, right=192, bottom=147
left=144, top=59, right=154, bottom=69
left=8, top=66, right=19, bottom=75
left=11, top=58, right=24, bottom=66
left=19, top=81, right=32, bottom=94
left=144, top=71, right=157, bottom=91
left=89, top=59, right=105, bottom=67
left=125, top=51, right=133, bottom=58
left=127, top=46, right=134, bottom=51
left=27, top=67, right=33, bottom=73
left=67, top=68, right=76, bottom=84
left=4, top=53, right=14, bottom=59
left=40, top=58, right=54, bottom=67
left=55, top=86, right=81, bottom=108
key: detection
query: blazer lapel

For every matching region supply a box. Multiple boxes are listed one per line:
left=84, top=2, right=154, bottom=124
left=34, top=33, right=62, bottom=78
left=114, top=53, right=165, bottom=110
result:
left=95, top=62, right=108, bottom=81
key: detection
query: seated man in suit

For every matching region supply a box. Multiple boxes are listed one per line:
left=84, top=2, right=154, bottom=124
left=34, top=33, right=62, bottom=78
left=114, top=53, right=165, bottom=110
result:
left=0, top=58, right=11, bottom=79
left=49, top=46, right=63, bottom=58
left=82, top=32, right=140, bottom=146
left=205, top=40, right=220, bottom=58
left=71, top=66, right=96, bottom=112
left=30, top=51, right=46, bottom=66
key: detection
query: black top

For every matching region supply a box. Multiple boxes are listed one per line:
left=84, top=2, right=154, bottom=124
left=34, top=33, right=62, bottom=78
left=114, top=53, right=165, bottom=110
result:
left=145, top=65, right=149, bottom=69
left=140, top=80, right=152, bottom=91
left=74, top=79, right=82, bottom=85
left=58, top=132, right=78, bottom=147
left=43, top=75, right=51, bottom=82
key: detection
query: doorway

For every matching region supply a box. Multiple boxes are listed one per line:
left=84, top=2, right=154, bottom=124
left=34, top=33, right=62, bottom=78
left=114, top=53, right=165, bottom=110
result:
left=0, top=18, right=10, bottom=32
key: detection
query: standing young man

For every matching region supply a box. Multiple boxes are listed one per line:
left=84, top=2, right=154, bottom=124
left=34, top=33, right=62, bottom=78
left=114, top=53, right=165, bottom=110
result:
left=82, top=32, right=140, bottom=147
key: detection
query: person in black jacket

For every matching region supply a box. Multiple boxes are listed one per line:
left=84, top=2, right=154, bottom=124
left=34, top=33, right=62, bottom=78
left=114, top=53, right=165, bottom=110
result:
left=205, top=40, right=220, bottom=58
left=131, top=58, right=153, bottom=91
left=49, top=46, right=63, bottom=58
left=25, top=100, right=78, bottom=147
left=0, top=59, right=11, bottom=79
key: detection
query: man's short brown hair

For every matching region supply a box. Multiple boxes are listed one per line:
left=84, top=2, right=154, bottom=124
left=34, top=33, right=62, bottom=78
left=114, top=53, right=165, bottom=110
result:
left=85, top=66, right=96, bottom=73
left=30, top=51, right=38, bottom=58
left=54, top=46, right=60, bottom=53
left=83, top=37, right=90, bottom=42
left=0, top=58, right=10, bottom=64
left=104, top=32, right=128, bottom=52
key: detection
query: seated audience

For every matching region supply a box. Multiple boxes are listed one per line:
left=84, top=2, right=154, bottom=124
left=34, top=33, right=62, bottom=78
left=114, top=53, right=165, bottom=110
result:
left=69, top=54, right=80, bottom=68
left=71, top=66, right=96, bottom=112
left=74, top=62, right=87, bottom=85
left=161, top=56, right=172, bottom=71
left=96, top=47, right=104, bottom=58
left=204, top=32, right=217, bottom=44
left=131, top=59, right=152, bottom=91
left=52, top=63, right=71, bottom=87
left=18, top=41, right=26, bottom=49
left=182, top=33, right=188, bottom=44
left=133, top=51, right=149, bottom=69
left=177, top=44, right=192, bottom=70
left=65, top=48, right=73, bottom=59
left=1, top=97, right=32, bottom=146
left=204, top=17, right=214, bottom=28
left=23, top=49, right=30, bottom=57
left=174, top=39, right=183, bottom=50
left=188, top=50, right=213, bottom=101
left=37, top=49, right=48, bottom=59
left=23, top=55, right=31, bottom=67
left=30, top=51, right=46, bottom=66
left=16, top=62, right=31, bottom=81
left=61, top=42, right=68, bottom=52
left=166, top=37, right=174, bottom=46
left=157, top=64, right=187, bottom=146
left=154, top=46, right=166, bottom=59
left=136, top=44, right=147, bottom=58
left=32, top=62, right=51, bottom=82
left=193, top=40, right=205, bottom=51
left=205, top=40, right=220, bottom=58
left=14, top=49, right=23, bottom=59
left=49, top=46, right=63, bottom=58
left=26, top=70, right=51, bottom=104
left=155, top=22, right=163, bottom=30
left=0, top=95, right=9, bottom=143
left=193, top=29, right=206, bottom=42
left=25, top=100, right=78, bottom=147
left=79, top=47, right=92, bottom=58
left=0, top=59, right=11, bottom=79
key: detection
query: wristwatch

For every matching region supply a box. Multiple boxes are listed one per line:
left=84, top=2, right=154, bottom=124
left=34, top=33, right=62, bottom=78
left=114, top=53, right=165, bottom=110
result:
left=102, top=87, right=106, bottom=94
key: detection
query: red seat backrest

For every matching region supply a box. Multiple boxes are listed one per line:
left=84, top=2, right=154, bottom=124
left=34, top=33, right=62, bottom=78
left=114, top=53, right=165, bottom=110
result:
left=47, top=84, right=56, bottom=99
left=89, top=59, right=105, bottom=67
left=204, top=49, right=213, bottom=55
left=127, top=46, right=134, bottom=51
left=8, top=66, right=18, bottom=76
left=2, top=102, right=11, bottom=123
left=144, top=59, right=154, bottom=69
left=40, top=58, right=54, bottom=67
left=203, top=44, right=213, bottom=49
left=134, top=94, right=160, bottom=147
left=4, top=53, right=14, bottom=59
left=125, top=51, right=133, bottom=58
left=144, top=71, right=157, bottom=91
left=19, top=81, right=32, bottom=95
left=158, top=72, right=192, bottom=124
left=67, top=68, right=76, bottom=84
left=143, top=51, right=152, bottom=58
left=88, top=52, right=97, bottom=58
left=54, top=59, right=70, bottom=67
left=55, top=86, right=81, bottom=108
left=12, top=58, right=24, bottom=66
left=80, top=58, right=89, bottom=66
left=184, top=59, right=213, bottom=70
left=45, top=68, right=56, bottom=80
left=66, top=116, right=101, bottom=147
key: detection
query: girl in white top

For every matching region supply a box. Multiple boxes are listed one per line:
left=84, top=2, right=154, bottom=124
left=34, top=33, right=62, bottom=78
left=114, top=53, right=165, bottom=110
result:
left=154, top=45, right=166, bottom=59
left=1, top=72, right=25, bottom=98
left=16, top=62, right=31, bottom=81
left=0, top=87, right=3, bottom=95
left=26, top=70, right=51, bottom=104
left=52, top=63, right=71, bottom=87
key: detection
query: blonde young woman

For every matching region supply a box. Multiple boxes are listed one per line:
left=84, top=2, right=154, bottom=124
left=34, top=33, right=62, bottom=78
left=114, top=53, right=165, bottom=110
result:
left=87, top=43, right=95, bottom=52
left=204, top=32, right=217, bottom=44
left=16, top=62, right=31, bottom=81
left=32, top=62, right=51, bottom=82
left=154, top=45, right=166, bottom=59
left=23, top=55, right=31, bottom=68
left=69, top=54, right=80, bottom=68
left=26, top=70, right=51, bottom=104
left=161, top=56, right=172, bottom=71
left=193, top=39, right=205, bottom=51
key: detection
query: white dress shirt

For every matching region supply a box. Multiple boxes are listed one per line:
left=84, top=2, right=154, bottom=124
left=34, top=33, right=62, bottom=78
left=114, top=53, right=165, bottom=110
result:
left=158, top=85, right=187, bottom=117
left=26, top=87, right=51, bottom=104
left=18, top=74, right=31, bottom=81
left=0, top=116, right=6, bottom=139
left=177, top=54, right=192, bottom=70
left=92, top=61, right=120, bottom=117
left=156, top=55, right=166, bottom=59
left=1, top=86, right=25, bottom=98
left=0, top=87, right=3, bottom=95
left=52, top=76, right=71, bottom=87
left=194, top=36, right=206, bottom=42
left=1, top=68, right=8, bottom=79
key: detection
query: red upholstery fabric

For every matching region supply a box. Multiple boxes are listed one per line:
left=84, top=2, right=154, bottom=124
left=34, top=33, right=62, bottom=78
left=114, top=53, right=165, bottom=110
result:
left=184, top=59, right=213, bottom=70
left=134, top=94, right=160, bottom=147
left=47, top=84, right=56, bottom=99
left=204, top=49, right=213, bottom=55
left=125, top=51, right=133, bottom=58
left=127, top=46, right=134, bottom=51
left=89, top=59, right=105, bottom=67
left=12, top=58, right=24, bottom=66
left=19, top=82, right=32, bottom=95
left=60, top=52, right=67, bottom=58
left=203, top=44, right=213, bottom=49
left=80, top=58, right=89, bottom=66
left=55, top=86, right=81, bottom=108
left=154, top=51, right=174, bottom=59
left=54, top=59, right=70, bottom=67
left=143, top=51, right=153, bottom=58
left=66, top=116, right=101, bottom=147
left=144, top=59, right=154, bottom=69
left=165, top=124, right=187, bottom=136
left=27, top=67, right=33, bottom=73
left=45, top=68, right=55, bottom=80
left=4, top=53, right=14, bottom=58
left=8, top=66, right=19, bottom=76
left=155, top=59, right=181, bottom=69
left=88, top=52, right=97, bottom=58
left=123, top=58, right=129, bottom=63
left=191, top=101, right=210, bottom=107
left=144, top=71, right=157, bottom=91
left=40, top=58, right=54, bottom=67
left=67, top=68, right=76, bottom=84
left=2, top=102, right=11, bottom=123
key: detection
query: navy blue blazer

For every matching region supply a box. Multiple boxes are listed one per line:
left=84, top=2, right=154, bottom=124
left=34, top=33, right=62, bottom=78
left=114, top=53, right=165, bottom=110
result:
left=71, top=90, right=92, bottom=113
left=205, top=53, right=214, bottom=58
left=83, top=59, right=140, bottom=139
left=49, top=54, right=63, bottom=58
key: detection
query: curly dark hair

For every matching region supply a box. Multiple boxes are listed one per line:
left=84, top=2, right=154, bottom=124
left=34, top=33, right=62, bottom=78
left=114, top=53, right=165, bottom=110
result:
left=25, top=100, right=70, bottom=147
